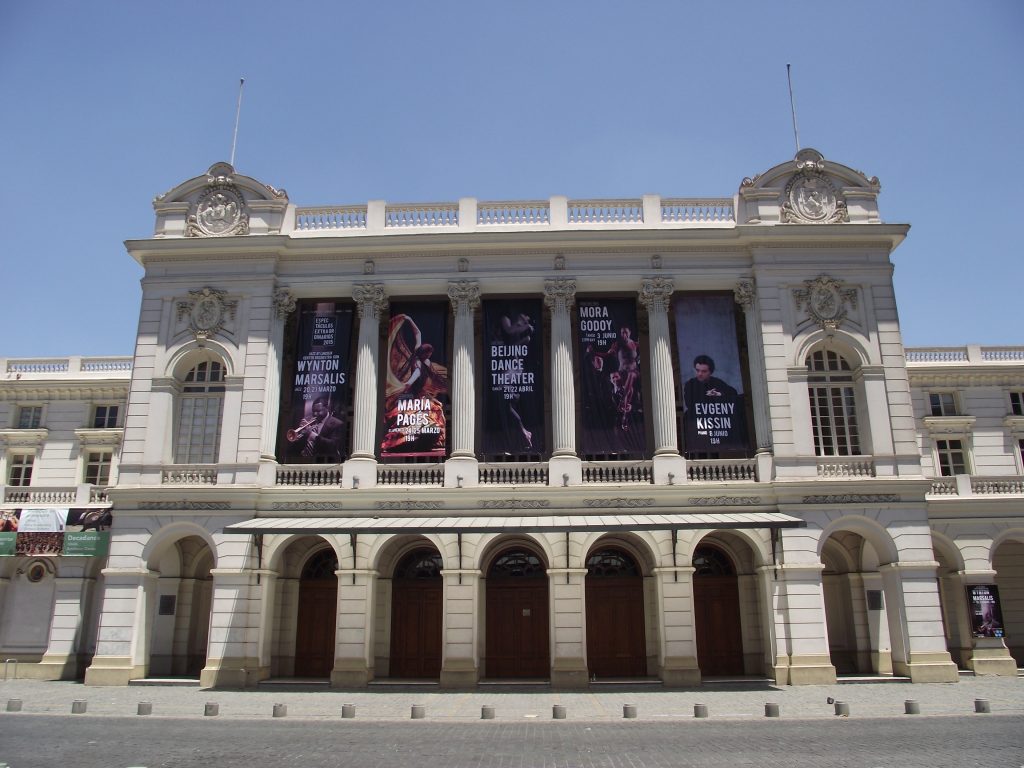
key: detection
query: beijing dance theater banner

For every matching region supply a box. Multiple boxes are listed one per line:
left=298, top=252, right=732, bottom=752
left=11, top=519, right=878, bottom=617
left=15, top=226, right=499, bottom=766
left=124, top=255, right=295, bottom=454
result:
left=482, top=299, right=545, bottom=455
left=674, top=293, right=749, bottom=454
left=966, top=584, right=1005, bottom=638
left=381, top=302, right=449, bottom=458
left=282, top=301, right=354, bottom=462
left=577, top=298, right=645, bottom=454
left=0, top=508, right=111, bottom=557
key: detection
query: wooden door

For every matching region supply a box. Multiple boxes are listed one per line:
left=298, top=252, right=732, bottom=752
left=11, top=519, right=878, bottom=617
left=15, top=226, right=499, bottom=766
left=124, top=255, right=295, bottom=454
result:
left=586, top=548, right=646, bottom=678
left=693, top=575, right=744, bottom=676
left=390, top=549, right=444, bottom=679
left=294, top=549, right=338, bottom=678
left=485, top=549, right=549, bottom=679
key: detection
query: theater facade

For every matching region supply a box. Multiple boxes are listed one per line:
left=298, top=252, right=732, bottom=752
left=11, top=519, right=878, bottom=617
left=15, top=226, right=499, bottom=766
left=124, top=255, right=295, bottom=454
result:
left=2, top=149, right=1022, bottom=688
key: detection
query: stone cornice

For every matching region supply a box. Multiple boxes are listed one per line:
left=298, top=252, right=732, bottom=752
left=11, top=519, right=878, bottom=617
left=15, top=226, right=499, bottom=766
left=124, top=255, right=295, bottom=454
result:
left=922, top=415, right=976, bottom=435
left=74, top=428, right=124, bottom=447
left=0, top=383, right=130, bottom=401
left=0, top=428, right=48, bottom=449
left=907, top=370, right=1024, bottom=388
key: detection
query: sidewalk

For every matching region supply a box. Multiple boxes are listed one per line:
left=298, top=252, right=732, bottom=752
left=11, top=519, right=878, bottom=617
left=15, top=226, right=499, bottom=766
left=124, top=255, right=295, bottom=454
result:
left=1, top=675, right=1022, bottom=722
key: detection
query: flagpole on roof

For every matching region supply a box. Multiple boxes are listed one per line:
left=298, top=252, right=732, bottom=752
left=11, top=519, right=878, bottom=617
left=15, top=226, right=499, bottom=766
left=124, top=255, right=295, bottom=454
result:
left=230, top=78, right=245, bottom=167
left=786, top=64, right=801, bottom=153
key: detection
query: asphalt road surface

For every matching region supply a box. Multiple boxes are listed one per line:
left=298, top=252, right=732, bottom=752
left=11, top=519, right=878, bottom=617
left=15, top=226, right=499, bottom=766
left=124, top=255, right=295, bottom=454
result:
left=1, top=714, right=1022, bottom=768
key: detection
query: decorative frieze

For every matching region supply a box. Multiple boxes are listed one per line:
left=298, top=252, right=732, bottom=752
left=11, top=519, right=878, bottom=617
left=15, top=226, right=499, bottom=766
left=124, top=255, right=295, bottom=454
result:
left=584, top=498, right=655, bottom=508
left=137, top=501, right=232, bottom=510
left=802, top=494, right=901, bottom=504
left=375, top=500, right=445, bottom=510
left=480, top=499, right=551, bottom=509
left=271, top=502, right=344, bottom=511
left=689, top=496, right=762, bottom=506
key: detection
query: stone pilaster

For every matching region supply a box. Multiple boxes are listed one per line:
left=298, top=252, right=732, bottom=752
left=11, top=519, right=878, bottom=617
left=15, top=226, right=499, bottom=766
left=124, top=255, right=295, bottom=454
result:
left=257, top=286, right=295, bottom=483
left=37, top=573, right=98, bottom=680
left=345, top=283, right=388, bottom=489
left=85, top=568, right=157, bottom=686
left=445, top=281, right=481, bottom=487
left=653, top=566, right=701, bottom=685
left=200, top=568, right=259, bottom=688
left=547, top=568, right=590, bottom=688
left=762, top=563, right=837, bottom=685
left=440, top=569, right=481, bottom=687
left=332, top=569, right=378, bottom=687
left=640, top=277, right=685, bottom=484
left=734, top=279, right=774, bottom=481
left=544, top=278, right=581, bottom=485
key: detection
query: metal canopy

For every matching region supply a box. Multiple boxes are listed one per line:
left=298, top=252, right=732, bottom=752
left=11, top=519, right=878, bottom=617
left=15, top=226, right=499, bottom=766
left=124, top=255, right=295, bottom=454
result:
left=224, top=511, right=804, bottom=535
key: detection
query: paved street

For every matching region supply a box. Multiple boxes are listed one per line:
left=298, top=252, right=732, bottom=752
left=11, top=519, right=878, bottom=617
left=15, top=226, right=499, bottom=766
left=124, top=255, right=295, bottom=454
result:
left=1, top=715, right=1022, bottom=768
left=0, top=676, right=1022, bottom=767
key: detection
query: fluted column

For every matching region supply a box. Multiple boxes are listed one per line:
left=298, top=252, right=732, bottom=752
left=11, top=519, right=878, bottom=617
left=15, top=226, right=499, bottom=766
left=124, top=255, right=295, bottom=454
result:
left=544, top=279, right=582, bottom=485
left=734, top=279, right=774, bottom=481
left=445, top=281, right=481, bottom=487
left=345, top=283, right=387, bottom=489
left=640, top=277, right=686, bottom=484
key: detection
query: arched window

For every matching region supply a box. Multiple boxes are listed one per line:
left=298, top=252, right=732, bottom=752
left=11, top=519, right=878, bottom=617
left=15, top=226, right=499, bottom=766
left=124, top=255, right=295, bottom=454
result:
left=586, top=548, right=640, bottom=578
left=395, top=549, right=443, bottom=580
left=175, top=357, right=226, bottom=464
left=806, top=350, right=860, bottom=456
left=302, top=548, right=338, bottom=580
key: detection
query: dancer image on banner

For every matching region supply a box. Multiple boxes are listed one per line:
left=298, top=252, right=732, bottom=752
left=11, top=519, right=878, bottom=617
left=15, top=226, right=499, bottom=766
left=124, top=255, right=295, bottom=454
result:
left=287, top=396, right=345, bottom=460
left=588, top=325, right=640, bottom=432
left=484, top=303, right=543, bottom=454
left=382, top=312, right=449, bottom=456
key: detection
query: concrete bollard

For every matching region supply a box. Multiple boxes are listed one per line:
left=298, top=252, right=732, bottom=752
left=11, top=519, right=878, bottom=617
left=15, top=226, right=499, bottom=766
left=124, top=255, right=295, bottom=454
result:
left=273, top=703, right=287, bottom=718
left=137, top=702, right=152, bottom=716
left=6, top=699, right=22, bottom=712
left=765, top=702, right=780, bottom=718
left=623, top=704, right=637, bottom=719
left=411, top=704, right=425, bottom=719
left=204, top=703, right=219, bottom=717
left=481, top=705, right=495, bottom=720
left=694, top=703, right=708, bottom=718
left=904, top=700, right=920, bottom=715
left=342, top=703, right=356, bottom=719
left=71, top=700, right=87, bottom=714
left=975, top=698, right=991, bottom=713
left=834, top=700, right=849, bottom=717
left=552, top=704, right=566, bottom=720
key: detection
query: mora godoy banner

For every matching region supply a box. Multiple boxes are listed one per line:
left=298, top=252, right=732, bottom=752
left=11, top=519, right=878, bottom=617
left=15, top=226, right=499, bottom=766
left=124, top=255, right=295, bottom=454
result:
left=578, top=298, right=646, bottom=455
left=381, top=302, right=449, bottom=458
left=674, top=293, right=750, bottom=455
left=283, top=301, right=354, bottom=462
left=482, top=299, right=545, bottom=455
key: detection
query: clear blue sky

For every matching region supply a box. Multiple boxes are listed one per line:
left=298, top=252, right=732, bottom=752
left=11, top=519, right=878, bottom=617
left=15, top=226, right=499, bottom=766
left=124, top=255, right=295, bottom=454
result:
left=1, top=1, right=1021, bottom=357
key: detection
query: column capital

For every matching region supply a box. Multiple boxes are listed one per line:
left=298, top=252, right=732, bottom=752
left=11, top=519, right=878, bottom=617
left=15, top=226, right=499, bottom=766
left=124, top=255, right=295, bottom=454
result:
left=639, top=276, right=675, bottom=313
left=543, top=278, right=576, bottom=312
left=272, top=284, right=296, bottom=319
left=353, top=282, right=388, bottom=319
left=734, top=278, right=755, bottom=311
left=447, top=280, right=481, bottom=312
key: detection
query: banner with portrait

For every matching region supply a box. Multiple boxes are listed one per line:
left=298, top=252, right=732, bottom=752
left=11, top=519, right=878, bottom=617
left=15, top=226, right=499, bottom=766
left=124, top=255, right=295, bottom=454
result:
left=0, top=508, right=111, bottom=557
left=966, top=584, right=1005, bottom=638
left=674, top=293, right=750, bottom=455
left=381, top=302, right=449, bottom=458
left=482, top=299, right=545, bottom=456
left=577, top=298, right=645, bottom=455
left=282, top=301, right=354, bottom=462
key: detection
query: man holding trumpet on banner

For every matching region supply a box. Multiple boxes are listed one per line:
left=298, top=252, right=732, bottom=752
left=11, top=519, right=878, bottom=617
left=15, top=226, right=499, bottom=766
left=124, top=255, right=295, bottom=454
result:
left=289, top=397, right=345, bottom=460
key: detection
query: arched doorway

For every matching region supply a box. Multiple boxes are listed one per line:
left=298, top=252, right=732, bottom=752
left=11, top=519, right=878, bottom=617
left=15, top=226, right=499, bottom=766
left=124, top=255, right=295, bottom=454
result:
left=586, top=547, right=646, bottom=678
left=295, top=548, right=338, bottom=678
left=692, top=544, right=744, bottom=676
left=485, top=547, right=549, bottom=679
left=149, top=535, right=214, bottom=678
left=389, top=548, right=443, bottom=679
left=993, top=538, right=1024, bottom=666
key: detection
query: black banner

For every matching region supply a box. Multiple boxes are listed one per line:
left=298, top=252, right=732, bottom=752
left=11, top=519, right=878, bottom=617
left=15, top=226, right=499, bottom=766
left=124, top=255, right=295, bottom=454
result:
left=381, top=302, right=449, bottom=457
left=282, top=301, right=354, bottom=462
left=578, top=298, right=645, bottom=455
left=482, top=299, right=545, bottom=455
left=674, top=293, right=749, bottom=455
left=966, top=584, right=1005, bottom=638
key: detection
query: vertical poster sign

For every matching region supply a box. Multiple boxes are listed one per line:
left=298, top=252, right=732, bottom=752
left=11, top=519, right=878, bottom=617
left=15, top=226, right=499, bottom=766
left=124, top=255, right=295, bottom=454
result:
left=16, top=508, right=68, bottom=556
left=578, top=298, right=646, bottom=454
left=381, top=302, right=449, bottom=457
left=674, top=293, right=750, bottom=454
left=283, top=301, right=354, bottom=462
left=482, top=299, right=545, bottom=455
left=0, top=510, right=17, bottom=556
left=966, top=584, right=1005, bottom=638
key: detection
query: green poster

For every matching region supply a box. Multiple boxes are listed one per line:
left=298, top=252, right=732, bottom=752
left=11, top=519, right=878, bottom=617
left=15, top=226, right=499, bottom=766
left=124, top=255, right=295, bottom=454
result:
left=0, top=533, right=15, bottom=556
left=62, top=531, right=110, bottom=557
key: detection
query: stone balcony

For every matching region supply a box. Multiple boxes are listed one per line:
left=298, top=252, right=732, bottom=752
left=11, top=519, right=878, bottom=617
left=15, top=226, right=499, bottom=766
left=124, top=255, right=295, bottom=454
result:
left=1, top=484, right=111, bottom=506
left=928, top=475, right=1024, bottom=497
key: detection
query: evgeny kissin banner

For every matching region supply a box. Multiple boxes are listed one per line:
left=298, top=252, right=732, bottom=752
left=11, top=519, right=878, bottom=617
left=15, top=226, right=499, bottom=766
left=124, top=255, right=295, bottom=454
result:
left=381, top=302, right=449, bottom=458
left=674, top=293, right=750, bottom=455
left=282, top=301, right=354, bottom=462
left=578, top=298, right=646, bottom=455
left=482, top=299, right=545, bottom=456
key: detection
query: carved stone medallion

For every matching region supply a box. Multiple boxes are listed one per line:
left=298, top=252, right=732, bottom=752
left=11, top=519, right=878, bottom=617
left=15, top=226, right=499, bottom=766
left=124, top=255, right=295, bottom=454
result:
left=781, top=151, right=848, bottom=224
left=187, top=184, right=249, bottom=237
left=177, top=287, right=237, bottom=340
left=792, top=275, right=857, bottom=332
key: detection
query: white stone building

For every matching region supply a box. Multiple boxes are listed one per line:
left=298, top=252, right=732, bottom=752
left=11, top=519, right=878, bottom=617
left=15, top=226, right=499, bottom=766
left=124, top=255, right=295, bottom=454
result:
left=2, top=149, right=1021, bottom=688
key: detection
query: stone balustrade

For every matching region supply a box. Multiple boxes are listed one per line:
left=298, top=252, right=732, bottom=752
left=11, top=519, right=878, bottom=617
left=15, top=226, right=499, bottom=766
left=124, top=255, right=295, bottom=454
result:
left=161, top=466, right=217, bottom=485
left=905, top=346, right=1024, bottom=364
left=377, top=464, right=444, bottom=486
left=1, top=356, right=133, bottom=375
left=479, top=463, right=549, bottom=485
left=686, top=459, right=757, bottom=482
left=293, top=195, right=735, bottom=235
left=816, top=457, right=876, bottom=478
left=275, top=465, right=343, bottom=486
left=582, top=460, right=653, bottom=484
